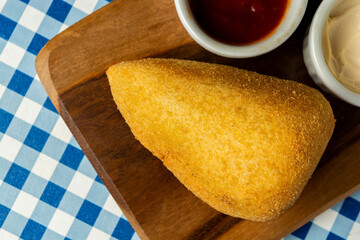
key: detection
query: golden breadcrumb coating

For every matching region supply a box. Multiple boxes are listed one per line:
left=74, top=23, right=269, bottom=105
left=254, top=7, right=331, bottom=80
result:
left=106, top=58, right=335, bottom=221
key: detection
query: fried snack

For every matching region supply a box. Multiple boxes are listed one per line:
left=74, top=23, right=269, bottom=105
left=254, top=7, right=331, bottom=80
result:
left=107, top=58, right=335, bottom=221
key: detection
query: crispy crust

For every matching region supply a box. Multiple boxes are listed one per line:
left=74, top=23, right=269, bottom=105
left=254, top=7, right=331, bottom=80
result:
left=106, top=58, right=335, bottom=221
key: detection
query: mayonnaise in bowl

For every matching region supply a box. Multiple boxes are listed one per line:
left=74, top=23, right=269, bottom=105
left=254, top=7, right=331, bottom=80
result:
left=303, top=0, right=360, bottom=107
left=322, top=0, right=360, bottom=94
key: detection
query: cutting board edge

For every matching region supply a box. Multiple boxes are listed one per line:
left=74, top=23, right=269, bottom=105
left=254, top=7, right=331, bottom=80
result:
left=36, top=41, right=60, bottom=110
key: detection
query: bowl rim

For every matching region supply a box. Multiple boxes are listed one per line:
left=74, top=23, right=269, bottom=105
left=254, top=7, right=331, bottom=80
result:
left=308, top=0, right=360, bottom=106
left=174, top=0, right=308, bottom=58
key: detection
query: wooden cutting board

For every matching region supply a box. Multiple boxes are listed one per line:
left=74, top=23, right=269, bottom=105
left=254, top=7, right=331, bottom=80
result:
left=35, top=0, right=360, bottom=239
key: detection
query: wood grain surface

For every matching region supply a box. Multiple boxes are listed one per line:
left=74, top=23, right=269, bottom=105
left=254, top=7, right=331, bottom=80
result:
left=35, top=0, right=360, bottom=239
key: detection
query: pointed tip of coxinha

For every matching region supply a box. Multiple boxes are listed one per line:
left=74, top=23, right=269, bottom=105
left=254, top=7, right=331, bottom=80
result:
left=107, top=58, right=335, bottom=221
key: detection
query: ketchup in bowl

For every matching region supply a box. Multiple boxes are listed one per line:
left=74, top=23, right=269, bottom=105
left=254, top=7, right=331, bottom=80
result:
left=189, top=0, right=289, bottom=45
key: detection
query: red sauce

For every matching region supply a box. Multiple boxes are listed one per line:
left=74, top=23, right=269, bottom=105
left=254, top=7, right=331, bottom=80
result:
left=189, top=0, right=289, bottom=45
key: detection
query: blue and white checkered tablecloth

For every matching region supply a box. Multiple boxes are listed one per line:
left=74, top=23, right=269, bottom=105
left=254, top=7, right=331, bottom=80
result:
left=0, top=0, right=359, bottom=239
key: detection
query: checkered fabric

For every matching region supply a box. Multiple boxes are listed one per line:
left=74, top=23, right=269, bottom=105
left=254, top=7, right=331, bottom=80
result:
left=0, top=0, right=139, bottom=239
left=0, top=0, right=359, bottom=239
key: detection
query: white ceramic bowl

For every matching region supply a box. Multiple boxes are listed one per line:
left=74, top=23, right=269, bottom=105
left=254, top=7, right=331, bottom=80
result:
left=174, top=0, right=308, bottom=58
left=303, top=0, right=360, bottom=107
